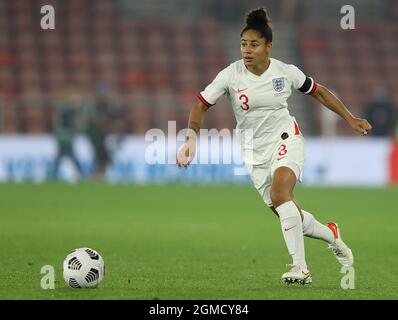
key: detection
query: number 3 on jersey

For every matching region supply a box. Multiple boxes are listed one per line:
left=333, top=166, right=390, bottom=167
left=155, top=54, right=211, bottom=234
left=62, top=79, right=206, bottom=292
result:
left=277, top=144, right=288, bottom=160
left=239, top=94, right=250, bottom=111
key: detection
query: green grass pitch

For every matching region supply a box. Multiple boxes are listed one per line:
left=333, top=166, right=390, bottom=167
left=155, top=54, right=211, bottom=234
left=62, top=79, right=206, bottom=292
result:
left=0, top=183, right=397, bottom=300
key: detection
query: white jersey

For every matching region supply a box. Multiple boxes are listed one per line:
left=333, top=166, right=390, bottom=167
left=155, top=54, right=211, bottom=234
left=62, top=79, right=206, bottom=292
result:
left=198, top=58, right=316, bottom=165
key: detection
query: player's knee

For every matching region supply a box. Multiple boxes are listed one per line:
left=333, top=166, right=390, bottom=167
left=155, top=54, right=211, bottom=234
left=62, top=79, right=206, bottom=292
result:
left=270, top=189, right=292, bottom=208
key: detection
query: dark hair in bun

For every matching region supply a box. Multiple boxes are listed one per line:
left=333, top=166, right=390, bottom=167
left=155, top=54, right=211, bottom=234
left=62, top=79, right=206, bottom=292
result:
left=241, top=7, right=272, bottom=42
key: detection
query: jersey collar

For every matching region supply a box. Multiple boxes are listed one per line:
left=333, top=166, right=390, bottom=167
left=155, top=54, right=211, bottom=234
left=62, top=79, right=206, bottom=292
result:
left=243, top=58, right=273, bottom=81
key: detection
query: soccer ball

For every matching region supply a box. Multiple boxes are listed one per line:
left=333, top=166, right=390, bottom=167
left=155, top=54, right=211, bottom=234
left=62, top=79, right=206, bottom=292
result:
left=63, top=248, right=105, bottom=288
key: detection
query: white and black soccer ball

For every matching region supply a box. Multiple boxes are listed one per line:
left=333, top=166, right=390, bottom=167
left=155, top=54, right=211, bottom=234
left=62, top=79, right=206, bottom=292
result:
left=63, top=248, right=105, bottom=288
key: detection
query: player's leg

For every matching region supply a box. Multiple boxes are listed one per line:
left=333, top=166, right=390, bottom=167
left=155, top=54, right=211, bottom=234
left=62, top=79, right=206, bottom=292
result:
left=271, top=196, right=353, bottom=266
left=298, top=205, right=335, bottom=243
left=270, top=167, right=306, bottom=270
left=299, top=205, right=353, bottom=266
left=270, top=166, right=311, bottom=284
left=272, top=201, right=343, bottom=244
left=271, top=201, right=353, bottom=267
left=269, top=129, right=353, bottom=270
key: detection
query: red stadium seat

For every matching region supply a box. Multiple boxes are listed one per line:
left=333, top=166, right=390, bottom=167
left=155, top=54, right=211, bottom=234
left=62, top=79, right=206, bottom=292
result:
left=2, top=2, right=229, bottom=134
left=10, top=0, right=32, bottom=13
left=66, top=0, right=89, bottom=14
left=1, top=105, right=19, bottom=133
left=22, top=107, right=48, bottom=133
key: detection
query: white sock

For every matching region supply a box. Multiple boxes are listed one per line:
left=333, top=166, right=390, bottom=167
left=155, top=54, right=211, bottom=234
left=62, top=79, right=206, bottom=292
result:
left=275, top=201, right=307, bottom=270
left=301, top=210, right=335, bottom=244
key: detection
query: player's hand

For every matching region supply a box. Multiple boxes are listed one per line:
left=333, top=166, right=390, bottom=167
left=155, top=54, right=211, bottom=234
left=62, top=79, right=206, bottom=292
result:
left=176, top=138, right=196, bottom=168
left=349, top=117, right=372, bottom=136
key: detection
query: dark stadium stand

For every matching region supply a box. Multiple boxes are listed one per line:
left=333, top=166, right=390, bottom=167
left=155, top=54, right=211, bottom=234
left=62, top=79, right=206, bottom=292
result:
left=0, top=0, right=396, bottom=135
left=300, top=22, right=398, bottom=135
left=0, top=0, right=229, bottom=133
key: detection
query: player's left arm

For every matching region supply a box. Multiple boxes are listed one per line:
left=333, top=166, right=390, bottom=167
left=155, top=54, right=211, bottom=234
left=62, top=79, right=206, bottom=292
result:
left=310, top=84, right=372, bottom=136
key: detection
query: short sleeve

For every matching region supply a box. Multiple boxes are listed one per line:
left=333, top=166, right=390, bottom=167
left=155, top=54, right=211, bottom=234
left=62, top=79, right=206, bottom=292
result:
left=287, top=64, right=317, bottom=95
left=198, top=65, right=231, bottom=108
left=287, top=64, right=307, bottom=90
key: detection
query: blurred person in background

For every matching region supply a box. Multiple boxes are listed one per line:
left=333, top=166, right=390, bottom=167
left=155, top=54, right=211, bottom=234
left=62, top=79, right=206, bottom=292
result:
left=105, top=91, right=128, bottom=156
left=52, top=87, right=84, bottom=180
left=365, top=88, right=396, bottom=137
left=177, top=7, right=372, bottom=286
left=80, top=82, right=112, bottom=179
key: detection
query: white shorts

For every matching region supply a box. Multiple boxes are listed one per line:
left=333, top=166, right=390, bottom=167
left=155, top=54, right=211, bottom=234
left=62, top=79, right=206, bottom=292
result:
left=247, top=131, right=305, bottom=208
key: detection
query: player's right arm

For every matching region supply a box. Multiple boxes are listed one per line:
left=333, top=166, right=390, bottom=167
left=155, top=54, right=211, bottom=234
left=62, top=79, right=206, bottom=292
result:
left=176, top=101, right=208, bottom=168
left=176, top=64, right=231, bottom=168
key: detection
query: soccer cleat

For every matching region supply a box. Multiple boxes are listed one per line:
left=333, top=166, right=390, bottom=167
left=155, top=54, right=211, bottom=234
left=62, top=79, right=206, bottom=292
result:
left=327, top=222, right=354, bottom=267
left=281, top=264, right=312, bottom=285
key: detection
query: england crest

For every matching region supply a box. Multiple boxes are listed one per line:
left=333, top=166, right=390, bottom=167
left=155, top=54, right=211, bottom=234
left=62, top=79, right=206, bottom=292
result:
left=272, top=78, right=284, bottom=92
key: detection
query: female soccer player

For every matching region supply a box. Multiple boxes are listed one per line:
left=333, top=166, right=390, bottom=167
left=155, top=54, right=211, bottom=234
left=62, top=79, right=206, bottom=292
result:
left=176, top=8, right=372, bottom=285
